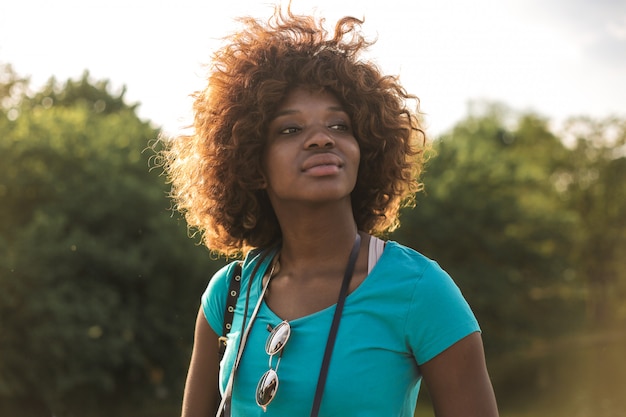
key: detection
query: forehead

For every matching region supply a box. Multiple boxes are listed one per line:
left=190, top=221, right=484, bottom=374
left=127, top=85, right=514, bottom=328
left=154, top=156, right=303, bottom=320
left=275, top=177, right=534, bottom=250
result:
left=277, top=87, right=344, bottom=111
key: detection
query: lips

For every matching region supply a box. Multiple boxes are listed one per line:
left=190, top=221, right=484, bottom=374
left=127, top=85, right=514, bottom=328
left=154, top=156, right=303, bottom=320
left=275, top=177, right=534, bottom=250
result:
left=301, top=153, right=343, bottom=172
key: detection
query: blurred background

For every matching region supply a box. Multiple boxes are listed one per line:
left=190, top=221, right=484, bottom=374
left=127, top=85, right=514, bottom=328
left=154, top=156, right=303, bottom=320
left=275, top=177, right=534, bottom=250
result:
left=1, top=0, right=625, bottom=416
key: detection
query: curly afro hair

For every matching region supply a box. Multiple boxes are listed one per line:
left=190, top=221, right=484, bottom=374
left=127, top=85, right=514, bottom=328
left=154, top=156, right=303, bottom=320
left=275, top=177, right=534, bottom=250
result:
left=160, top=5, right=428, bottom=257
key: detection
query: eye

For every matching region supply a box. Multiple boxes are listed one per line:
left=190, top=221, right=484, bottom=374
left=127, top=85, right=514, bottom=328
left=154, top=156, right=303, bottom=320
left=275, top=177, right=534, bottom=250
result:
left=279, top=126, right=301, bottom=134
left=329, top=122, right=350, bottom=132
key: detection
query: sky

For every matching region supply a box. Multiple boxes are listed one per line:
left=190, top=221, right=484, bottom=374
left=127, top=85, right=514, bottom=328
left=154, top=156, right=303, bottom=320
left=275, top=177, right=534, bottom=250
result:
left=1, top=0, right=625, bottom=138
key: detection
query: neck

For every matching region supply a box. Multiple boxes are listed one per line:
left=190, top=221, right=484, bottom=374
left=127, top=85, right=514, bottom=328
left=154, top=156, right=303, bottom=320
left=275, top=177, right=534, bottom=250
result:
left=273, top=201, right=360, bottom=274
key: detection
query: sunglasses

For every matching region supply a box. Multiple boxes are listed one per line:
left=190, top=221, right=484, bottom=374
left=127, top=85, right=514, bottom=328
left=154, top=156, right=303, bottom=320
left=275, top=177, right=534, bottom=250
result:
left=256, top=320, right=291, bottom=411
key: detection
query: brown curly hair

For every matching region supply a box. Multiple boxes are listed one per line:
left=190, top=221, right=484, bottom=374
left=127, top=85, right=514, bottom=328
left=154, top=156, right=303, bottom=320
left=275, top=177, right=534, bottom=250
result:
left=161, top=5, right=428, bottom=257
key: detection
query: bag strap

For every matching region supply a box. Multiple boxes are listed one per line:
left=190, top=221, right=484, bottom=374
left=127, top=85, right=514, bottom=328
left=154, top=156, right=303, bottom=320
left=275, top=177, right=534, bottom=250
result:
left=218, top=249, right=276, bottom=417
left=310, top=233, right=361, bottom=417
left=218, top=261, right=242, bottom=361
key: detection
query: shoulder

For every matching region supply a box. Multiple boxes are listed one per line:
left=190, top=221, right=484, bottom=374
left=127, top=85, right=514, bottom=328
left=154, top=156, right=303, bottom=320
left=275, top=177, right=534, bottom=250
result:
left=380, top=243, right=480, bottom=363
left=380, top=242, right=470, bottom=307
left=364, top=241, right=464, bottom=316
left=201, top=247, right=278, bottom=333
left=378, top=240, right=447, bottom=281
left=203, top=247, right=269, bottom=301
left=201, top=261, right=242, bottom=334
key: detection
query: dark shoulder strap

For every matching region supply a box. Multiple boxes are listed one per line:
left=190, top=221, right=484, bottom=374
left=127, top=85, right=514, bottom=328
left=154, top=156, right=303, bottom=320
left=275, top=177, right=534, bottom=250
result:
left=310, top=234, right=361, bottom=417
left=218, top=261, right=242, bottom=361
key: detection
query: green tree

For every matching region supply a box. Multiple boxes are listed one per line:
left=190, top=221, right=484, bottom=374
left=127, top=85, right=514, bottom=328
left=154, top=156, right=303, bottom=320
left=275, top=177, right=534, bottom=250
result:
left=0, top=63, right=30, bottom=123
left=0, top=68, right=219, bottom=416
left=28, top=70, right=134, bottom=115
left=560, top=116, right=626, bottom=326
left=393, top=103, right=583, bottom=354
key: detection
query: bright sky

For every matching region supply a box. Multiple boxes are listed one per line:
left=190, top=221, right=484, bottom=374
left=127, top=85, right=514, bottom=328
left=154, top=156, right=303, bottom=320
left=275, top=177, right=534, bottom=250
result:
left=1, top=0, right=625, bottom=137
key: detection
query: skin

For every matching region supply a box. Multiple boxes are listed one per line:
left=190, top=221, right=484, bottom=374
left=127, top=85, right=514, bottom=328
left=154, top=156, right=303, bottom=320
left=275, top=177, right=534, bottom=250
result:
left=181, top=88, right=499, bottom=417
left=420, top=332, right=499, bottom=417
left=181, top=309, right=220, bottom=417
left=260, top=88, right=369, bottom=320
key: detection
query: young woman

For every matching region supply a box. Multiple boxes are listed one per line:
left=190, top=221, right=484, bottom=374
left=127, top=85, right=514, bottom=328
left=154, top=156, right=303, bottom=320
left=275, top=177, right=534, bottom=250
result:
left=163, top=6, right=498, bottom=417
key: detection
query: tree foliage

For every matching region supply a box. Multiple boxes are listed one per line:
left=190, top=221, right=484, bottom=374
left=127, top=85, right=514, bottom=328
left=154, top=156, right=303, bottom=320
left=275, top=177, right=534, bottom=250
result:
left=394, top=103, right=585, bottom=352
left=29, top=70, right=134, bottom=115
left=0, top=65, right=219, bottom=416
left=559, top=116, right=626, bottom=325
left=1, top=63, right=624, bottom=415
left=392, top=102, right=626, bottom=403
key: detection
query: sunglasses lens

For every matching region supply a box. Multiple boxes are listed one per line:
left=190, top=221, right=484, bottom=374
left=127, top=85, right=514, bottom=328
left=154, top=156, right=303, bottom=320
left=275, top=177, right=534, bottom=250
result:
left=265, top=320, right=291, bottom=355
left=257, top=321, right=290, bottom=411
left=256, top=368, right=279, bottom=410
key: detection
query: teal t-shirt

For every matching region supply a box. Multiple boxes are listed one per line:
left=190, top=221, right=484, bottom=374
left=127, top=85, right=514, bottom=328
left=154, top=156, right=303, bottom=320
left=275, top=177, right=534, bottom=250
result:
left=202, top=241, right=480, bottom=416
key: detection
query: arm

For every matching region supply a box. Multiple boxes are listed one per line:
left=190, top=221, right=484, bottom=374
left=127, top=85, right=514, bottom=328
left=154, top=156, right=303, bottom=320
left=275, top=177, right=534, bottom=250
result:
left=419, top=332, right=499, bottom=417
left=181, top=307, right=220, bottom=417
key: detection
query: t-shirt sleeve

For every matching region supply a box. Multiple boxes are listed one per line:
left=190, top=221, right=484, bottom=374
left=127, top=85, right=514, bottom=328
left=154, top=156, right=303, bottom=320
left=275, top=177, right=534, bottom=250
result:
left=406, top=261, right=481, bottom=365
left=201, top=262, right=240, bottom=335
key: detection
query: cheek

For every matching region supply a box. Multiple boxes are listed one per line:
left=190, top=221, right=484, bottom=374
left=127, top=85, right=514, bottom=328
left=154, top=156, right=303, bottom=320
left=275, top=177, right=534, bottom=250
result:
left=259, top=146, right=274, bottom=186
left=350, top=142, right=361, bottom=172
left=260, top=150, right=288, bottom=189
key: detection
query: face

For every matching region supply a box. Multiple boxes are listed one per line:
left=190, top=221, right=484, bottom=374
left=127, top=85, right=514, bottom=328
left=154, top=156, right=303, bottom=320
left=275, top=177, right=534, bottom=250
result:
left=262, top=87, right=360, bottom=208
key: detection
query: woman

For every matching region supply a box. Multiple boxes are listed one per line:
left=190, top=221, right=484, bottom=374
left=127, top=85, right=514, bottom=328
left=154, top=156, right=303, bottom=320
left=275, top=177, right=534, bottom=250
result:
left=164, top=5, right=499, bottom=417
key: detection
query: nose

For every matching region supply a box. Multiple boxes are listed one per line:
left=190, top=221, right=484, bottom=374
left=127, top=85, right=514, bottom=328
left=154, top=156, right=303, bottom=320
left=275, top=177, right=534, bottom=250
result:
left=304, top=126, right=335, bottom=149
